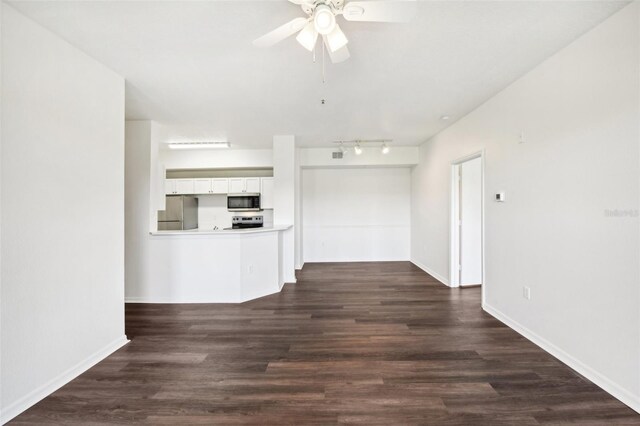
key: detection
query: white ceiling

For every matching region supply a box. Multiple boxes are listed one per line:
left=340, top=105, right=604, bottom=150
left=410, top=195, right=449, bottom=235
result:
left=8, top=0, right=628, bottom=148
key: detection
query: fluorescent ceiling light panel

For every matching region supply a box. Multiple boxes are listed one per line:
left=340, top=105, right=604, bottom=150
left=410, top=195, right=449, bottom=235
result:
left=168, top=141, right=230, bottom=150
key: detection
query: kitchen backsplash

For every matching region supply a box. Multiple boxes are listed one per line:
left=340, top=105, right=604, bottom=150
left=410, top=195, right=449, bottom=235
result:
left=196, top=195, right=273, bottom=230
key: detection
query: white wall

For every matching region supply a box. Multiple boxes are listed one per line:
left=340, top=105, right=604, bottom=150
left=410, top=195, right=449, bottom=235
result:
left=273, top=135, right=296, bottom=283
left=159, top=147, right=273, bottom=170
left=297, top=146, right=417, bottom=267
left=294, top=148, right=303, bottom=269
left=1, top=5, right=127, bottom=423
left=125, top=120, right=158, bottom=300
left=303, top=167, right=411, bottom=262
left=411, top=2, right=640, bottom=412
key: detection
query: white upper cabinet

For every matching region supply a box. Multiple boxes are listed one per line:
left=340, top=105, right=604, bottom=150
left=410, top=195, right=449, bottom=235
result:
left=260, top=177, right=274, bottom=209
left=210, top=179, right=229, bottom=194
left=194, top=178, right=212, bottom=194
left=175, top=179, right=195, bottom=194
left=165, top=179, right=196, bottom=195
left=193, top=178, right=230, bottom=194
left=165, top=179, right=177, bottom=195
left=229, top=177, right=261, bottom=193
left=246, top=178, right=261, bottom=193
left=229, top=178, right=245, bottom=193
left=165, top=177, right=269, bottom=195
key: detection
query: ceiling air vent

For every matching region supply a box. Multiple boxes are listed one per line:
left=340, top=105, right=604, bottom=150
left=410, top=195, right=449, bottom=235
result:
left=332, top=151, right=344, bottom=159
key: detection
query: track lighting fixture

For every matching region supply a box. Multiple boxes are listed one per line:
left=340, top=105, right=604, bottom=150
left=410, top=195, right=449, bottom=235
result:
left=333, top=139, right=391, bottom=156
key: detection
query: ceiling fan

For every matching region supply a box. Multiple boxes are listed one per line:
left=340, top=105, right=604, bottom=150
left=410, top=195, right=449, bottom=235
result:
left=253, top=0, right=416, bottom=63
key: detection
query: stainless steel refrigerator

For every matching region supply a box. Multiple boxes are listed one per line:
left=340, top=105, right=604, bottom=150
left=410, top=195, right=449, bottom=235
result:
left=158, top=195, right=198, bottom=231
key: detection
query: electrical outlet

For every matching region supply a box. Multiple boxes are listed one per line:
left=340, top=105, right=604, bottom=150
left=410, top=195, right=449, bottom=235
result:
left=523, top=286, right=531, bottom=300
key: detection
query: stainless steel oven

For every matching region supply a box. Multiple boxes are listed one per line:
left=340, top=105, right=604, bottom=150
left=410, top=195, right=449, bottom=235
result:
left=227, top=193, right=261, bottom=211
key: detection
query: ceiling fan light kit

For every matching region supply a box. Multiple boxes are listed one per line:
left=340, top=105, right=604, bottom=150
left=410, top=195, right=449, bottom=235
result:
left=326, top=25, right=348, bottom=52
left=296, top=21, right=319, bottom=51
left=314, top=4, right=336, bottom=34
left=253, top=0, right=416, bottom=63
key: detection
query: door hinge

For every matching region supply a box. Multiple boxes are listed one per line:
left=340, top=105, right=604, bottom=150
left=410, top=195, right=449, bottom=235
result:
left=458, top=265, right=462, bottom=271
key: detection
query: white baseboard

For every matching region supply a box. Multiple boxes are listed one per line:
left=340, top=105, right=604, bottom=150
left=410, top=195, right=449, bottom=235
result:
left=125, top=297, right=238, bottom=303
left=125, top=285, right=287, bottom=303
left=483, top=303, right=640, bottom=415
left=303, top=258, right=410, bottom=263
left=410, top=259, right=450, bottom=286
left=1, top=335, right=129, bottom=425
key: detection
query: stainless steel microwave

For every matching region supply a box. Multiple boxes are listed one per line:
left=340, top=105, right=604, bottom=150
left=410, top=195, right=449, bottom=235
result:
left=227, top=193, right=261, bottom=211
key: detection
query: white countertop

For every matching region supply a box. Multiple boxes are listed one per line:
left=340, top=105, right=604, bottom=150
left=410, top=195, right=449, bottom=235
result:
left=150, top=225, right=291, bottom=236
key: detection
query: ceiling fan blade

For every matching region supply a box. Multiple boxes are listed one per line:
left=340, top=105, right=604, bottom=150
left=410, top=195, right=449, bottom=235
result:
left=324, top=36, right=350, bottom=63
left=342, top=0, right=416, bottom=23
left=253, top=17, right=309, bottom=48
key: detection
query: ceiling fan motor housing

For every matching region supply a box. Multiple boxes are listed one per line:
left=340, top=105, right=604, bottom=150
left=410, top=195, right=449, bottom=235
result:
left=302, top=0, right=343, bottom=16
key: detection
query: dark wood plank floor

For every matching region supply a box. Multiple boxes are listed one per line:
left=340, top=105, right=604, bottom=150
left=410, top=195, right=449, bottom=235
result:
left=12, top=262, right=640, bottom=424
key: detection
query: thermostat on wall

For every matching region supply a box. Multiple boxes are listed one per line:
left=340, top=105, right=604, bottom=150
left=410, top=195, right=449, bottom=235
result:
left=495, top=192, right=505, bottom=202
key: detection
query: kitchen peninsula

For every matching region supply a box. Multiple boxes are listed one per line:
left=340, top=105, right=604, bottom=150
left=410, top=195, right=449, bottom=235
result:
left=124, top=126, right=297, bottom=305
left=138, top=225, right=292, bottom=303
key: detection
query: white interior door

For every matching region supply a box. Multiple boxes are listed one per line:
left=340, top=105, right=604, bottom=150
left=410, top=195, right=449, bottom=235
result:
left=459, top=156, right=482, bottom=286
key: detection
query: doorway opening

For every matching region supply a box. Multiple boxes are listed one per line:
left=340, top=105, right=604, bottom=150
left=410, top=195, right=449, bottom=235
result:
left=450, top=153, right=484, bottom=288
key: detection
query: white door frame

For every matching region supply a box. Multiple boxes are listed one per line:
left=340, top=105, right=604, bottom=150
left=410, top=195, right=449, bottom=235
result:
left=449, top=151, right=485, bottom=295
